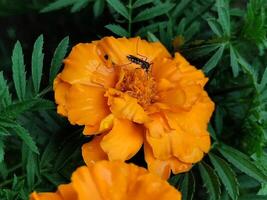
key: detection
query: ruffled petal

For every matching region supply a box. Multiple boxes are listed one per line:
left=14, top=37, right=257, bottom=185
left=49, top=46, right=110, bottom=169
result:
left=145, top=114, right=172, bottom=160
left=66, top=84, right=109, bottom=126
left=83, top=124, right=100, bottom=135
left=100, top=118, right=144, bottom=161
left=157, top=87, right=186, bottom=109
left=106, top=88, right=149, bottom=124
left=32, top=161, right=182, bottom=200
left=72, top=167, right=103, bottom=200
left=82, top=135, right=108, bottom=166
left=30, top=184, right=77, bottom=200
left=30, top=192, right=62, bottom=200
left=53, top=75, right=71, bottom=116
left=85, top=161, right=144, bottom=199
left=145, top=111, right=208, bottom=164
left=144, top=142, right=171, bottom=179
left=165, top=92, right=215, bottom=136
left=98, top=37, right=171, bottom=66
left=60, top=43, right=116, bottom=88
left=144, top=142, right=192, bottom=180
left=58, top=184, right=77, bottom=200
left=128, top=173, right=182, bottom=200
left=170, top=130, right=205, bottom=163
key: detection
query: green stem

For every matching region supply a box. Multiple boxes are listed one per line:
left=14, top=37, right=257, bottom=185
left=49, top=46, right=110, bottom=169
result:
left=36, top=86, right=52, bottom=98
left=8, top=163, right=22, bottom=173
left=128, top=0, right=132, bottom=37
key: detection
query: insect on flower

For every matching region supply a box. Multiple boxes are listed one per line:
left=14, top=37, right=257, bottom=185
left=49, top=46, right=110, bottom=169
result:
left=126, top=54, right=152, bottom=72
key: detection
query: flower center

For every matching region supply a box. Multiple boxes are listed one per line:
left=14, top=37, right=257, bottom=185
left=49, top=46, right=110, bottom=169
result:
left=116, top=67, right=157, bottom=108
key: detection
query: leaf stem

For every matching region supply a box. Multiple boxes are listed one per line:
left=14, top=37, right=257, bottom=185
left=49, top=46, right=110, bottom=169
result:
left=128, top=0, right=133, bottom=36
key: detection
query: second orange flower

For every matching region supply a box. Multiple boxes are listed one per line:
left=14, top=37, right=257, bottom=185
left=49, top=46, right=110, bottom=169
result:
left=54, top=37, right=215, bottom=179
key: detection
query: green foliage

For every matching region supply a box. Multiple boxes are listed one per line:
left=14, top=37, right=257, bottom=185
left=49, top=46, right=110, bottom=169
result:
left=1, top=0, right=267, bottom=199
left=199, top=161, right=221, bottom=200
left=11, top=41, right=26, bottom=101
left=242, top=0, right=267, bottom=46
left=209, top=153, right=239, bottom=200
left=49, top=36, right=69, bottom=84
left=31, top=35, right=44, bottom=95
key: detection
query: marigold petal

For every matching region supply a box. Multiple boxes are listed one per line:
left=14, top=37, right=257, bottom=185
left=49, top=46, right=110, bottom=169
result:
left=128, top=173, right=182, bottom=200
left=72, top=167, right=103, bottom=200
left=30, top=192, right=62, bottom=200
left=165, top=92, right=215, bottom=136
left=152, top=58, right=179, bottom=81
left=144, top=142, right=192, bottom=180
left=158, top=87, right=186, bottom=109
left=100, top=118, right=144, bottom=161
left=60, top=43, right=116, bottom=88
left=30, top=184, right=77, bottom=200
left=66, top=84, right=109, bottom=126
left=82, top=135, right=108, bottom=165
left=32, top=161, right=182, bottom=200
left=98, top=37, right=170, bottom=66
left=99, top=114, right=114, bottom=132
left=170, top=130, right=204, bottom=163
left=106, top=88, right=149, bottom=124
left=58, top=184, right=77, bottom=200
left=53, top=75, right=71, bottom=116
left=145, top=114, right=172, bottom=159
left=144, top=142, right=171, bottom=179
left=86, top=161, right=145, bottom=199
left=83, top=124, right=100, bottom=135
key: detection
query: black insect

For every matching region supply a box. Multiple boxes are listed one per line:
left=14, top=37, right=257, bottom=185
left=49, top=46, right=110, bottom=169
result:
left=126, top=55, right=151, bottom=72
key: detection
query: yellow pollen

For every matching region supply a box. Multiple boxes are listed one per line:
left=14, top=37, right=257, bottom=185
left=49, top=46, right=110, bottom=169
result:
left=116, top=68, right=157, bottom=108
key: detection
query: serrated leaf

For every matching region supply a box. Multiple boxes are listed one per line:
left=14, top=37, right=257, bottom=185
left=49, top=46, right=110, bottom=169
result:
left=209, top=153, right=239, bottom=200
left=0, top=117, right=16, bottom=128
left=207, top=18, right=223, bottom=37
left=230, top=44, right=240, bottom=77
left=217, top=0, right=230, bottom=36
left=49, top=36, right=69, bottom=84
left=12, top=124, right=39, bottom=154
left=93, top=0, right=105, bottom=17
left=105, top=24, right=129, bottom=37
left=168, top=174, right=182, bottom=187
left=147, top=31, right=159, bottom=42
left=183, top=44, right=220, bottom=60
left=12, top=41, right=26, bottom=101
left=184, top=22, right=200, bottom=41
left=133, top=0, right=153, bottom=8
left=199, top=162, right=221, bottom=200
left=31, top=35, right=44, bottom=94
left=136, top=21, right=167, bottom=35
left=180, top=172, right=195, bottom=200
left=208, top=124, right=217, bottom=140
left=41, top=0, right=75, bottom=13
left=106, top=0, right=129, bottom=20
left=133, top=3, right=174, bottom=22
left=258, top=184, right=267, bottom=195
left=0, top=127, right=10, bottom=136
left=0, top=99, right=54, bottom=118
left=0, top=139, right=4, bottom=163
left=71, top=0, right=89, bottom=12
left=219, top=144, right=267, bottom=183
left=172, top=0, right=191, bottom=18
left=0, top=72, right=12, bottom=108
left=259, top=67, right=267, bottom=91
left=26, top=148, right=37, bottom=189
left=203, top=44, right=225, bottom=73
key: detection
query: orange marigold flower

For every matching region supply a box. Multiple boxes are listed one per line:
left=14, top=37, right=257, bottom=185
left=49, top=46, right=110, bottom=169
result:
left=54, top=37, right=215, bottom=179
left=30, top=161, right=182, bottom=200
